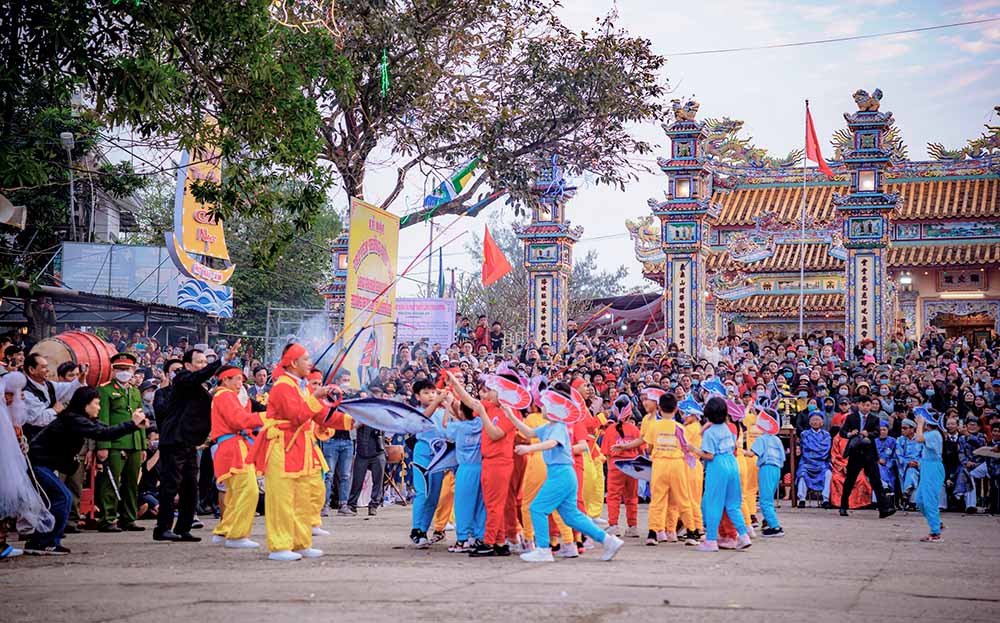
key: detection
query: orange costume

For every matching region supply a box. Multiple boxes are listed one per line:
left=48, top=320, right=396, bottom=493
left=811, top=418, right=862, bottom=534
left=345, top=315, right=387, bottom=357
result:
left=210, top=384, right=263, bottom=542
left=254, top=347, right=330, bottom=556
left=831, top=435, right=871, bottom=509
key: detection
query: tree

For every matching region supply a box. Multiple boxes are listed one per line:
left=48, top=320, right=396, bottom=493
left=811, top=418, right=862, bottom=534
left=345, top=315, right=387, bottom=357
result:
left=312, top=2, right=668, bottom=225
left=453, top=216, right=628, bottom=341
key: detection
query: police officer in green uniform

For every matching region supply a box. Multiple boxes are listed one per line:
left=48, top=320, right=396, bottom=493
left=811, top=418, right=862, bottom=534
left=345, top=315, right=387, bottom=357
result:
left=96, top=352, right=146, bottom=532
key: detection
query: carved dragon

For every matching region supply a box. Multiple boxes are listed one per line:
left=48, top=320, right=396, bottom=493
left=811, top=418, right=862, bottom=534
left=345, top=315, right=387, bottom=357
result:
left=700, top=117, right=804, bottom=168
left=626, top=216, right=665, bottom=265
left=927, top=106, right=1000, bottom=161
left=831, top=124, right=909, bottom=162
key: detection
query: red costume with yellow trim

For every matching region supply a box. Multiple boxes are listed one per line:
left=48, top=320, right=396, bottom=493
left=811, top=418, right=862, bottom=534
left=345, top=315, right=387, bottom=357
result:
left=254, top=345, right=331, bottom=554
left=210, top=382, right=263, bottom=542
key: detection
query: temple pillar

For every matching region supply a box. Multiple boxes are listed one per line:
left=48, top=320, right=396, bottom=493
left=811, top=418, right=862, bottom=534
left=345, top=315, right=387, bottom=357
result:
left=653, top=101, right=720, bottom=357
left=897, top=289, right=918, bottom=340
left=514, top=156, right=582, bottom=350
left=833, top=90, right=899, bottom=360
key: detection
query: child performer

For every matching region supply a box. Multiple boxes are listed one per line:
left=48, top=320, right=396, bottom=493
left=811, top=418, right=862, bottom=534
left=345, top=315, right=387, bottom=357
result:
left=691, top=396, right=751, bottom=552
left=447, top=372, right=518, bottom=557
left=210, top=365, right=263, bottom=548
left=749, top=410, right=784, bottom=537
left=305, top=370, right=334, bottom=536
left=678, top=403, right=705, bottom=544
left=254, top=343, right=336, bottom=561
left=601, top=397, right=640, bottom=538
left=441, top=392, right=486, bottom=552
left=520, top=396, right=576, bottom=555
left=636, top=387, right=669, bottom=541
left=504, top=385, right=624, bottom=563
left=913, top=408, right=945, bottom=542
left=409, top=379, right=448, bottom=548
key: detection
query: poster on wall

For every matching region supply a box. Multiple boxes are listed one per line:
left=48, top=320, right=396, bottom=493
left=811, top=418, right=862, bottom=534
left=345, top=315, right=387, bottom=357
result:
left=396, top=298, right=456, bottom=346
left=341, top=197, right=400, bottom=389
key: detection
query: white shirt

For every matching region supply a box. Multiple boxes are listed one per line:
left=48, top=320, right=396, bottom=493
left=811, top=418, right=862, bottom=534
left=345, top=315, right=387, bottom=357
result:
left=22, top=376, right=81, bottom=427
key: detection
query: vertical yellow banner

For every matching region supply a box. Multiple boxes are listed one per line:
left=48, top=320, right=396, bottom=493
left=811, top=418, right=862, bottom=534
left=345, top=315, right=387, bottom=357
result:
left=342, top=197, right=399, bottom=389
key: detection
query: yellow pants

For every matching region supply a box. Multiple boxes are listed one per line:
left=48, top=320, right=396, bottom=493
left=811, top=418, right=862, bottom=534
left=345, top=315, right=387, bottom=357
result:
left=742, top=458, right=759, bottom=518
left=308, top=474, right=326, bottom=527
left=432, top=470, right=456, bottom=533
left=668, top=463, right=704, bottom=532
left=649, top=458, right=694, bottom=533
left=212, top=469, right=259, bottom=541
left=582, top=451, right=605, bottom=519
left=736, top=454, right=753, bottom=525
left=521, top=456, right=573, bottom=545
left=264, top=455, right=316, bottom=552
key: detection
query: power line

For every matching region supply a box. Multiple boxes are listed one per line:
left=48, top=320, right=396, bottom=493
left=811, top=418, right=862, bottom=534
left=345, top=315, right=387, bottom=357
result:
left=666, top=16, right=1000, bottom=56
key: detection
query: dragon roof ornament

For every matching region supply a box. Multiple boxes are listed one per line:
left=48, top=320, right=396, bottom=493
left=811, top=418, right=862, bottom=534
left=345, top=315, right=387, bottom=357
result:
left=927, top=106, right=1000, bottom=161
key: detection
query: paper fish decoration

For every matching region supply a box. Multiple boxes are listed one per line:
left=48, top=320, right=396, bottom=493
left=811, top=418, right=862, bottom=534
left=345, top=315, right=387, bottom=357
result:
left=334, top=398, right=436, bottom=434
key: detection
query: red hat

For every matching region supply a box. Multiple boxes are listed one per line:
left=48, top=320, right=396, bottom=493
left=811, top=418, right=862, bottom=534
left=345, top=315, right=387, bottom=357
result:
left=216, top=365, right=243, bottom=381
left=571, top=377, right=587, bottom=390
left=307, top=369, right=323, bottom=382
left=273, top=343, right=307, bottom=379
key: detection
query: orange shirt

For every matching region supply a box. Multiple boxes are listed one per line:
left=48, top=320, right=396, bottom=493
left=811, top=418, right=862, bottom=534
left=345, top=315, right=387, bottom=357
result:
left=253, top=375, right=327, bottom=477
left=210, top=389, right=263, bottom=481
left=481, top=402, right=518, bottom=462
left=601, top=422, right=641, bottom=463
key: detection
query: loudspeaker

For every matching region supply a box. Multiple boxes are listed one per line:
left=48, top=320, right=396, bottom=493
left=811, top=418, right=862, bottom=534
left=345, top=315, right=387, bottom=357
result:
left=0, top=194, right=26, bottom=230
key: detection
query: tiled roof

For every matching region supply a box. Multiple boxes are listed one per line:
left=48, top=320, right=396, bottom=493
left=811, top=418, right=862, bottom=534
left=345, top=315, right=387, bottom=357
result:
left=705, top=243, right=843, bottom=273
left=888, top=243, right=1000, bottom=267
left=714, top=177, right=1000, bottom=226
left=717, top=293, right=845, bottom=314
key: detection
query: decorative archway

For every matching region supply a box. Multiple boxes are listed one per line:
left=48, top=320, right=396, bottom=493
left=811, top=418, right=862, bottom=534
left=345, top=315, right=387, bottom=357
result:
left=923, top=299, right=1000, bottom=332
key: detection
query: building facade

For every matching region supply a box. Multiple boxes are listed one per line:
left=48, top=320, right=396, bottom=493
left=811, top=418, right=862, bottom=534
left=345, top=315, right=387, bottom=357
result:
left=628, top=93, right=1000, bottom=348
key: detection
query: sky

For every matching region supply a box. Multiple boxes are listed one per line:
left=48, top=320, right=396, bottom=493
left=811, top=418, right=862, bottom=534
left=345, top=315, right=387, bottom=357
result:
left=372, top=0, right=1000, bottom=298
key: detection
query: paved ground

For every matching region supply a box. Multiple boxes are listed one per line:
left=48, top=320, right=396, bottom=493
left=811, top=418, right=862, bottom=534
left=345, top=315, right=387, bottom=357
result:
left=2, top=504, right=999, bottom=623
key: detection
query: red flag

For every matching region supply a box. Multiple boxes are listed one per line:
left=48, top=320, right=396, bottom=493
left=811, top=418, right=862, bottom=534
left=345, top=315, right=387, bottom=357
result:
left=481, top=225, right=512, bottom=286
left=805, top=103, right=834, bottom=179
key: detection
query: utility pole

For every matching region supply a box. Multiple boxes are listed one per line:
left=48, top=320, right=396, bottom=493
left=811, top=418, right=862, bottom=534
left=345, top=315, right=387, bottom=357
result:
left=60, top=132, right=75, bottom=241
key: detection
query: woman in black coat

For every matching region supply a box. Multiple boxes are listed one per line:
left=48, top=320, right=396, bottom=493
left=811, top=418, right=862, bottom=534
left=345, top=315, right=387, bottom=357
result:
left=26, top=386, right=149, bottom=555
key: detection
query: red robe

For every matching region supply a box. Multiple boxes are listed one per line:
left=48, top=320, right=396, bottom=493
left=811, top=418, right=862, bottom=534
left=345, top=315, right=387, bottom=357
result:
left=210, top=388, right=263, bottom=482
left=830, top=435, right=872, bottom=509
left=253, top=375, right=328, bottom=478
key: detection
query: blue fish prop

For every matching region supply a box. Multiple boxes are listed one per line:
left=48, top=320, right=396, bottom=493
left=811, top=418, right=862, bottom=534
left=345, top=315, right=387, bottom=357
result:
left=334, top=398, right=437, bottom=435
left=678, top=398, right=704, bottom=417
left=615, top=455, right=653, bottom=482
left=701, top=378, right=727, bottom=397
left=413, top=438, right=457, bottom=488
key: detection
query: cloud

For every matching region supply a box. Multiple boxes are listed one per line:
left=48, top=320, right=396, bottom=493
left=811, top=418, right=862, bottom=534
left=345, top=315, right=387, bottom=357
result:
left=932, top=67, right=997, bottom=96
left=855, top=32, right=917, bottom=60
left=825, top=17, right=863, bottom=37
left=939, top=34, right=1000, bottom=54
left=795, top=5, right=839, bottom=20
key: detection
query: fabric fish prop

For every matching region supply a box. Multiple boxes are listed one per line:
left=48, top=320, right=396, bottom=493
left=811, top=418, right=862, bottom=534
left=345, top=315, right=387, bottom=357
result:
left=481, top=373, right=532, bottom=410
left=701, top=378, right=727, bottom=398
left=570, top=386, right=589, bottom=416
left=423, top=157, right=481, bottom=209
left=640, top=387, right=665, bottom=403
left=674, top=425, right=698, bottom=468
left=495, top=360, right=528, bottom=388
left=610, top=395, right=634, bottom=423
left=725, top=399, right=746, bottom=422
left=413, top=438, right=458, bottom=488
left=333, top=397, right=436, bottom=435
left=678, top=398, right=703, bottom=417
left=529, top=375, right=547, bottom=408
left=540, top=389, right=584, bottom=424
left=615, top=455, right=653, bottom=482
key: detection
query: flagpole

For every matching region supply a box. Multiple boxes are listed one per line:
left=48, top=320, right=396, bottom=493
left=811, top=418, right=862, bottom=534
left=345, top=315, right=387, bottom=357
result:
left=799, top=100, right=807, bottom=340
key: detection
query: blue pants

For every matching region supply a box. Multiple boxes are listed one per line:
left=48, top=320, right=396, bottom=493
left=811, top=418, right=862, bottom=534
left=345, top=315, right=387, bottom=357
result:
left=702, top=454, right=747, bottom=541
left=899, top=465, right=920, bottom=497
left=26, top=466, right=70, bottom=549
left=916, top=459, right=944, bottom=535
left=321, top=437, right=355, bottom=507
left=529, top=464, right=606, bottom=548
left=411, top=440, right=443, bottom=531
left=454, top=464, right=486, bottom=541
left=758, top=464, right=781, bottom=530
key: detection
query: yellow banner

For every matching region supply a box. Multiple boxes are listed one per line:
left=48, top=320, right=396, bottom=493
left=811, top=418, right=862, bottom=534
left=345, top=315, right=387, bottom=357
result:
left=341, top=197, right=399, bottom=389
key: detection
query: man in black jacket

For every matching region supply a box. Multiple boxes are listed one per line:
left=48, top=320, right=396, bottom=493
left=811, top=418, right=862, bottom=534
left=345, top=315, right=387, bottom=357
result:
left=838, top=395, right=895, bottom=518
left=27, top=386, right=148, bottom=555
left=154, top=340, right=240, bottom=542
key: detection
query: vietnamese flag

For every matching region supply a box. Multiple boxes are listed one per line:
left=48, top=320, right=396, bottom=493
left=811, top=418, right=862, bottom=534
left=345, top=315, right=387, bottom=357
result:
left=481, top=225, right=512, bottom=286
left=805, top=102, right=834, bottom=179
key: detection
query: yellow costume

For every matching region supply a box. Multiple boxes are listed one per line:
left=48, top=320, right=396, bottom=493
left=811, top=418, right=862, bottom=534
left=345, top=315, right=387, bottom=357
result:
left=667, top=420, right=704, bottom=532
left=643, top=417, right=695, bottom=533
left=582, top=415, right=607, bottom=519
left=640, top=412, right=668, bottom=527
left=734, top=421, right=754, bottom=526
left=433, top=470, right=456, bottom=533
left=209, top=385, right=263, bottom=542
left=520, top=411, right=573, bottom=545
left=741, top=410, right=761, bottom=520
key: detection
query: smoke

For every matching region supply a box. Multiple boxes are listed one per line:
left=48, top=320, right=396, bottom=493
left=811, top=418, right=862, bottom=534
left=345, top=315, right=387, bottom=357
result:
left=275, top=313, right=342, bottom=375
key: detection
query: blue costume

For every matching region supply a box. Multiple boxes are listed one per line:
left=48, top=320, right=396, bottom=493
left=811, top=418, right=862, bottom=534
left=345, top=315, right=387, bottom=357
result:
left=411, top=408, right=446, bottom=533
left=796, top=428, right=832, bottom=503
left=528, top=421, right=608, bottom=549
left=443, top=418, right=486, bottom=543
left=955, top=432, right=985, bottom=509
left=751, top=433, right=784, bottom=531
left=895, top=435, right=922, bottom=500
left=875, top=435, right=896, bottom=490
left=916, top=428, right=945, bottom=536
left=701, top=424, right=748, bottom=541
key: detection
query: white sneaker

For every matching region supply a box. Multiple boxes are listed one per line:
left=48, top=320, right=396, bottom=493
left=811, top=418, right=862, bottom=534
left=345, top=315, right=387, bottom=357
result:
left=664, top=531, right=678, bottom=543
left=312, top=527, right=330, bottom=537
left=268, top=550, right=302, bottom=561
left=600, top=535, right=624, bottom=561
left=0, top=546, right=23, bottom=558
left=656, top=530, right=668, bottom=542
left=555, top=543, right=579, bottom=558
left=696, top=540, right=719, bottom=552
left=592, top=517, right=609, bottom=528
left=746, top=526, right=757, bottom=539
left=509, top=540, right=526, bottom=554
left=295, top=547, right=324, bottom=558
left=624, top=526, right=640, bottom=538
left=444, top=522, right=455, bottom=532
left=224, top=538, right=260, bottom=549
left=520, top=548, right=555, bottom=563
left=211, top=535, right=226, bottom=545
left=605, top=524, right=619, bottom=536
left=736, top=534, right=752, bottom=550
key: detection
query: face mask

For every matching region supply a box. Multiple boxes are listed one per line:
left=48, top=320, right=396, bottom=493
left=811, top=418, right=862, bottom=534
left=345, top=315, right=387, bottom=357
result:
left=692, top=380, right=700, bottom=386
left=798, top=392, right=808, bottom=399
left=838, top=377, right=848, bottom=384
left=115, top=370, right=133, bottom=383
left=926, top=388, right=935, bottom=396
left=149, top=440, right=159, bottom=451
left=206, top=356, right=217, bottom=364
left=879, top=387, right=890, bottom=396
left=807, top=404, right=817, bottom=412
left=784, top=372, right=794, bottom=380
left=757, top=389, right=766, bottom=396
left=169, top=371, right=177, bottom=380
left=143, top=391, right=155, bottom=402
left=839, top=388, right=849, bottom=397
left=824, top=404, right=835, bottom=412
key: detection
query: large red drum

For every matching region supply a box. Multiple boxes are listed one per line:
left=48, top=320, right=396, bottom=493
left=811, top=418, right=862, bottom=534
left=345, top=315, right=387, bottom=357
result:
left=30, top=331, right=118, bottom=386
